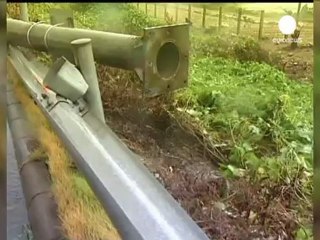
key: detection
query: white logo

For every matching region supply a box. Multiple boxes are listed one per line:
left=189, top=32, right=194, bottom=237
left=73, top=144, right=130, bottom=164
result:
left=278, top=15, right=297, bottom=35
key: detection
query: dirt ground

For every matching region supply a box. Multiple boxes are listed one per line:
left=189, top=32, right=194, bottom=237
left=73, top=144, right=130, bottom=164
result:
left=260, top=40, right=313, bottom=82
left=21, top=37, right=311, bottom=238
left=21, top=35, right=312, bottom=238
left=98, top=65, right=302, bottom=239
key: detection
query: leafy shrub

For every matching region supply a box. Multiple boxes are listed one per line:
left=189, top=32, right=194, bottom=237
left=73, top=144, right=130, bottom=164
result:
left=192, top=34, right=233, bottom=58
left=192, top=34, right=274, bottom=65
left=233, top=36, right=270, bottom=63
left=7, top=3, right=20, bottom=19
left=28, top=3, right=54, bottom=22
left=175, top=56, right=312, bottom=197
left=70, top=3, right=162, bottom=34
left=119, top=4, right=162, bottom=34
left=69, top=3, right=95, bottom=13
left=7, top=3, right=53, bottom=21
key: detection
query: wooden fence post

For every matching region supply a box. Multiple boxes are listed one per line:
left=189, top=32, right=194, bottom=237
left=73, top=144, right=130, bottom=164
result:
left=137, top=3, right=139, bottom=10
left=188, top=4, right=191, bottom=21
left=202, top=6, right=206, bottom=28
left=154, top=4, right=157, bottom=17
left=218, top=6, right=222, bottom=32
left=258, top=10, right=265, bottom=40
left=175, top=5, right=178, bottom=23
left=237, top=8, right=242, bottom=35
left=145, top=3, right=148, bottom=14
left=164, top=4, right=167, bottom=20
left=296, top=2, right=302, bottom=26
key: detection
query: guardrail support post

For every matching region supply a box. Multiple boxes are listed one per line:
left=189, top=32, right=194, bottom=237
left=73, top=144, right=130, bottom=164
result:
left=71, top=38, right=105, bottom=123
left=19, top=3, right=28, bottom=22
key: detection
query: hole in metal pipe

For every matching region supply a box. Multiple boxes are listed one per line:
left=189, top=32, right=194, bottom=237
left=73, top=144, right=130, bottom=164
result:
left=156, top=42, right=180, bottom=79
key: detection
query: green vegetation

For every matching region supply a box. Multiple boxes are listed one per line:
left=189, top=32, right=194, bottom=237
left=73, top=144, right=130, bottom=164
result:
left=8, top=3, right=313, bottom=239
left=191, top=34, right=274, bottom=64
left=175, top=56, right=312, bottom=189
left=72, top=4, right=313, bottom=237
left=11, top=78, right=120, bottom=240
left=112, top=4, right=313, bottom=237
left=189, top=3, right=313, bottom=22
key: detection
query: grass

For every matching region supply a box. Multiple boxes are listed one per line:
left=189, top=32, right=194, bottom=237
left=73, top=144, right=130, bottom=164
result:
left=174, top=55, right=312, bottom=187
left=7, top=3, right=313, bottom=238
left=125, top=4, right=313, bottom=236
left=145, top=3, right=313, bottom=43
left=93, top=4, right=313, bottom=236
left=8, top=60, right=120, bottom=240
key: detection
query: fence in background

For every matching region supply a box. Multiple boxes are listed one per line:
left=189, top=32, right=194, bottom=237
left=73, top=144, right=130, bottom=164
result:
left=137, top=3, right=313, bottom=44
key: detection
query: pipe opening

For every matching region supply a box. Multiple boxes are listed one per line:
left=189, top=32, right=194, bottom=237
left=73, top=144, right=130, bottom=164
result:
left=156, top=42, right=180, bottom=79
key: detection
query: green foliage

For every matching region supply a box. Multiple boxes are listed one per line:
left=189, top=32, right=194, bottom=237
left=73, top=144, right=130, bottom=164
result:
left=7, top=3, right=20, bottom=19
left=175, top=56, right=313, bottom=207
left=192, top=34, right=273, bottom=65
left=73, top=10, right=98, bottom=29
left=233, top=37, right=270, bottom=63
left=27, top=4, right=313, bottom=235
left=295, top=226, right=313, bottom=240
left=70, top=3, right=162, bottom=34
left=28, top=3, right=54, bottom=22
left=192, top=34, right=233, bottom=58
left=72, top=173, right=97, bottom=201
left=119, top=4, right=161, bottom=34
left=69, top=3, right=95, bottom=13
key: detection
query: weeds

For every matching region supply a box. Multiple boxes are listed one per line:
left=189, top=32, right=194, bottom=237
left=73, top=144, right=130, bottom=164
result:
left=175, top=56, right=312, bottom=177
left=191, top=33, right=283, bottom=66
left=8, top=61, right=120, bottom=240
left=173, top=56, right=312, bottom=236
left=107, top=5, right=313, bottom=236
left=8, top=3, right=313, bottom=239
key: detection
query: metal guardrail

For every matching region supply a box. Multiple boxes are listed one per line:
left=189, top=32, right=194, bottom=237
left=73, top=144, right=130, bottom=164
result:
left=8, top=45, right=210, bottom=240
left=7, top=83, right=64, bottom=240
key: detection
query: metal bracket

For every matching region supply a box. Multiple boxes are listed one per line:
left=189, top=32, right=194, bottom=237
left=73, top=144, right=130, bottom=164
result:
left=38, top=92, right=88, bottom=117
left=43, top=57, right=89, bottom=102
left=142, top=23, right=190, bottom=97
left=27, top=21, right=46, bottom=48
left=43, top=23, right=64, bottom=50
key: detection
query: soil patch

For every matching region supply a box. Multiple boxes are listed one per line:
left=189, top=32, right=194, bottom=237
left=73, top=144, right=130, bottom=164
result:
left=261, top=40, right=313, bottom=82
left=99, top=66, right=300, bottom=240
